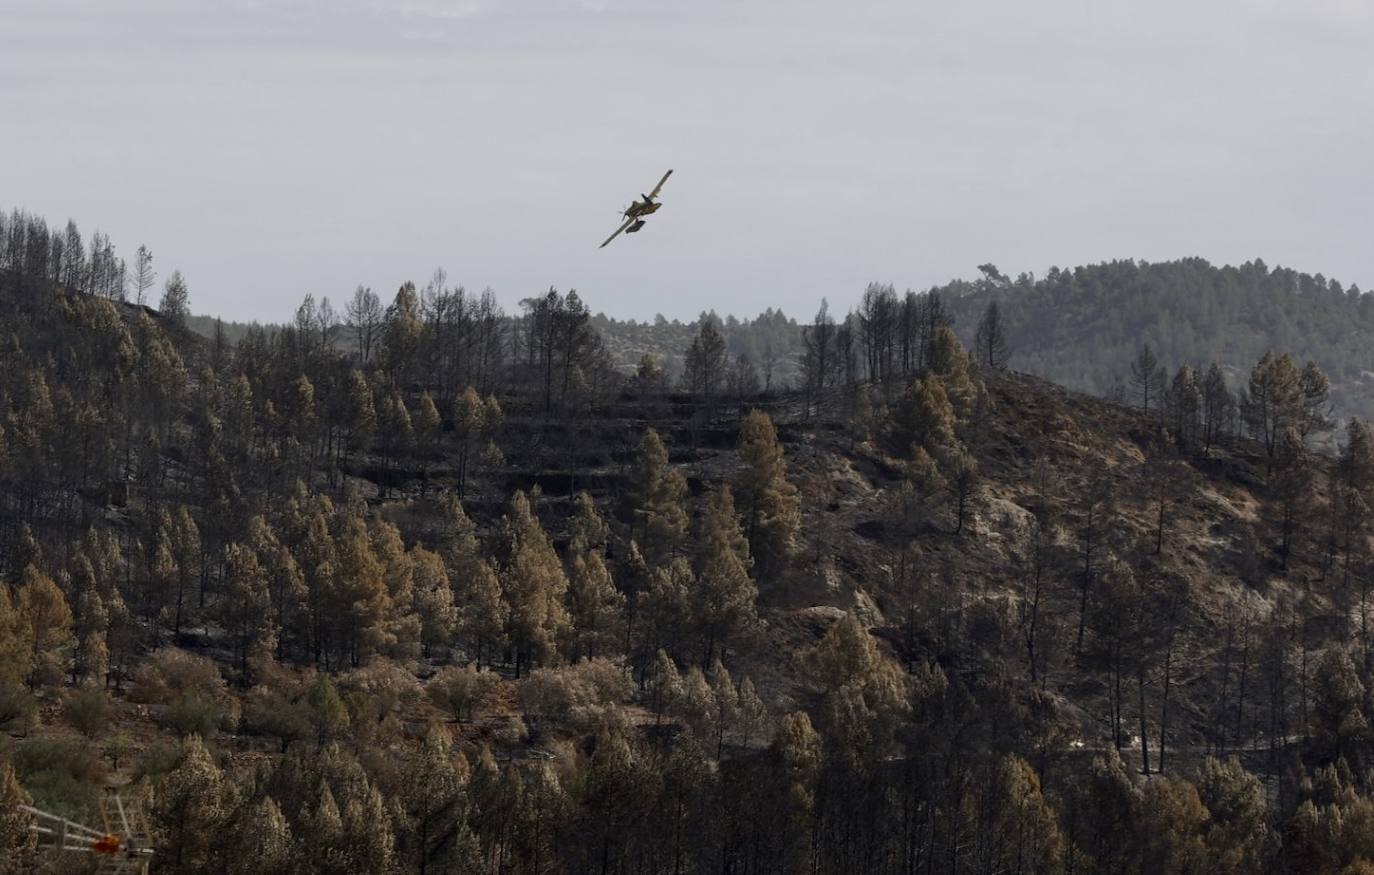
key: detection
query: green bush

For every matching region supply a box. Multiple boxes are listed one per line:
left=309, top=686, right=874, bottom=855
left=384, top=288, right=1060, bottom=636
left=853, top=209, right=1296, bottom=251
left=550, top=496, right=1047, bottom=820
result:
left=132, top=739, right=182, bottom=782
left=104, top=732, right=135, bottom=771
left=242, top=687, right=311, bottom=753
left=11, top=737, right=106, bottom=822
left=64, top=686, right=113, bottom=738
left=161, top=692, right=222, bottom=739
left=0, top=681, right=38, bottom=733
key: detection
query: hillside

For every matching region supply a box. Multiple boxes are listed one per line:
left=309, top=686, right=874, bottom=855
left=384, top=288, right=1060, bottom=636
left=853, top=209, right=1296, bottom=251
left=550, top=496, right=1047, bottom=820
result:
left=4, top=210, right=1374, bottom=873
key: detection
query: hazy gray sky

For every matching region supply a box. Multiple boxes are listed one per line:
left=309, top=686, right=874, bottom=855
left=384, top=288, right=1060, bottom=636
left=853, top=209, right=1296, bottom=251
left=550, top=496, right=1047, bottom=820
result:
left=3, top=0, right=1371, bottom=323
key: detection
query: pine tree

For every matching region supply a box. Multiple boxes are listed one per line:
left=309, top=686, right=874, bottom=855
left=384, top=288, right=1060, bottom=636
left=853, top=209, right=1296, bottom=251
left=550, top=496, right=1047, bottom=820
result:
left=800, top=299, right=836, bottom=415
left=1196, top=757, right=1267, bottom=873
left=637, top=558, right=694, bottom=670
left=681, top=319, right=728, bottom=405
left=694, top=486, right=757, bottom=667
left=158, top=506, right=201, bottom=640
left=332, top=515, right=393, bottom=666
left=1201, top=363, right=1235, bottom=452
left=568, top=490, right=610, bottom=557
left=378, top=389, right=414, bottom=491
left=223, top=542, right=274, bottom=680
left=736, top=676, right=767, bottom=747
left=404, top=723, right=467, bottom=874
left=987, top=755, right=1064, bottom=873
left=129, top=241, right=154, bottom=303
left=0, top=762, right=35, bottom=872
left=926, top=326, right=979, bottom=413
left=772, top=710, right=822, bottom=872
left=500, top=491, right=571, bottom=674
left=677, top=666, right=719, bottom=746
left=944, top=445, right=980, bottom=535
left=453, top=387, right=486, bottom=496
left=224, top=374, right=255, bottom=458
left=647, top=648, right=682, bottom=723
left=441, top=496, right=508, bottom=668
left=248, top=515, right=306, bottom=662
left=1131, top=344, right=1163, bottom=413
left=1270, top=429, right=1313, bottom=569
left=302, top=782, right=345, bottom=867
left=411, top=545, right=457, bottom=658
left=340, top=782, right=399, bottom=874
left=227, top=797, right=295, bottom=875
left=415, top=391, right=442, bottom=494
left=622, top=429, right=689, bottom=566
left=567, top=550, right=625, bottom=660
left=152, top=736, right=232, bottom=871
left=145, top=526, right=176, bottom=644
left=285, top=374, right=317, bottom=462
left=346, top=369, right=377, bottom=459
left=707, top=658, right=739, bottom=757
left=1299, top=361, right=1332, bottom=439
left=13, top=565, right=72, bottom=689
left=1242, top=353, right=1331, bottom=457
left=973, top=300, right=1009, bottom=369
left=892, top=375, right=957, bottom=457
left=383, top=281, right=423, bottom=385
left=371, top=519, right=420, bottom=657
left=734, top=410, right=800, bottom=584
left=305, top=674, right=349, bottom=746
left=1136, top=777, right=1210, bottom=873
left=1166, top=365, right=1203, bottom=450
left=159, top=269, right=190, bottom=327
left=70, top=557, right=110, bottom=687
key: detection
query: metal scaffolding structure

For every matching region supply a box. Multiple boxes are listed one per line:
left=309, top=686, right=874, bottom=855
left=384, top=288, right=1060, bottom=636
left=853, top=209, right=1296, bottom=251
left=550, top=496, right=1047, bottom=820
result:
left=22, top=789, right=154, bottom=874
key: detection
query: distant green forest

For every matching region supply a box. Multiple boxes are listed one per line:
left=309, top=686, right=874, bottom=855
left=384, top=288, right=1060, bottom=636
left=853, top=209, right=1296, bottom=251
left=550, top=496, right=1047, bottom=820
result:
left=932, top=258, right=1374, bottom=421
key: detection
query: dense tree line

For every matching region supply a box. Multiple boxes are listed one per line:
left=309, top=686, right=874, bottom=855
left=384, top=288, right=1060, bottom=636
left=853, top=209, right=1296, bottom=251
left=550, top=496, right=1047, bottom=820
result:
left=931, top=257, right=1374, bottom=424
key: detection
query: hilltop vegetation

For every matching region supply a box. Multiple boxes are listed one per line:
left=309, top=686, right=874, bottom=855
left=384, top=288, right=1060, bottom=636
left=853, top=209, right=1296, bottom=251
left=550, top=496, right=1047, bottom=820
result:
left=933, top=258, right=1374, bottom=421
left=5, top=207, right=1374, bottom=874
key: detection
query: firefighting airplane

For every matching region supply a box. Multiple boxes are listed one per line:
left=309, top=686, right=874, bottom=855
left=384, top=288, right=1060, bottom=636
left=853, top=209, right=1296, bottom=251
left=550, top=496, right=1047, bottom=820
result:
left=599, top=169, right=673, bottom=248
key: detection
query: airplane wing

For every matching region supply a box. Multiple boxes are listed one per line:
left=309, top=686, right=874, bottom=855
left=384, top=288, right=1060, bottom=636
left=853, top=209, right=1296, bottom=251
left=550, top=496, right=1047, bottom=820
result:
left=647, top=169, right=673, bottom=200
left=600, top=216, right=636, bottom=249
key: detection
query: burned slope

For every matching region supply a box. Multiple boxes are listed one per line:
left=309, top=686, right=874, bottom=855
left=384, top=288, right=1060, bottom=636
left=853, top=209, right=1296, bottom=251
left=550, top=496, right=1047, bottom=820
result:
left=739, top=369, right=1337, bottom=779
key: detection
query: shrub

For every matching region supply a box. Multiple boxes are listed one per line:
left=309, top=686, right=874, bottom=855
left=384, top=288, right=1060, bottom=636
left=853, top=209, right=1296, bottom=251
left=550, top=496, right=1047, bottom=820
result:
left=426, top=665, right=503, bottom=724
left=63, top=686, right=113, bottom=738
left=104, top=733, right=135, bottom=771
left=305, top=675, right=349, bottom=746
left=163, top=692, right=223, bottom=739
left=518, top=657, right=634, bottom=732
left=130, top=648, right=235, bottom=737
left=11, top=737, right=106, bottom=822
left=337, top=659, right=420, bottom=744
left=129, top=648, right=226, bottom=706
left=132, top=739, right=181, bottom=782
left=242, top=686, right=311, bottom=753
left=0, top=682, right=38, bottom=734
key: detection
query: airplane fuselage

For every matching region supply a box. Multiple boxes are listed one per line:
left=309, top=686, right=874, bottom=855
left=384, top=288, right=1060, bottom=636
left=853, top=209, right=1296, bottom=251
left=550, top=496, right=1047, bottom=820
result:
left=624, top=199, right=662, bottom=219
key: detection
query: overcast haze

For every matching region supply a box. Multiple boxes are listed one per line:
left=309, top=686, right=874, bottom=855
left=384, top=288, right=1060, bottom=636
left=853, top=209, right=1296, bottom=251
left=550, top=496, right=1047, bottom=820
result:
left=3, top=0, right=1371, bottom=323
